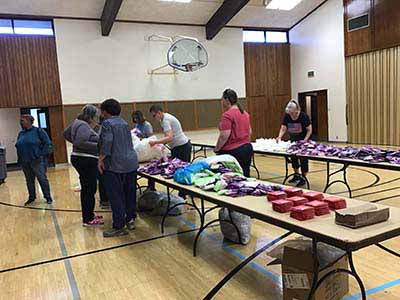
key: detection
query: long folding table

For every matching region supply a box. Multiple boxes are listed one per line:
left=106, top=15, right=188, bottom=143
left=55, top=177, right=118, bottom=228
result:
left=190, top=140, right=400, bottom=198
left=138, top=170, right=400, bottom=300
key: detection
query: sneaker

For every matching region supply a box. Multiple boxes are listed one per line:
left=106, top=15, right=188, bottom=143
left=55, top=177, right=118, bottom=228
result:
left=83, top=218, right=104, bottom=227
left=24, top=199, right=35, bottom=206
left=46, top=198, right=53, bottom=204
left=296, top=177, right=306, bottom=187
left=126, top=219, right=136, bottom=231
left=288, top=174, right=300, bottom=184
left=94, top=215, right=103, bottom=220
left=103, top=228, right=128, bottom=238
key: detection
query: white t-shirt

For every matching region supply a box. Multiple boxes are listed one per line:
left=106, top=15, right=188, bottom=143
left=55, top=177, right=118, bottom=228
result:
left=161, top=113, right=188, bottom=148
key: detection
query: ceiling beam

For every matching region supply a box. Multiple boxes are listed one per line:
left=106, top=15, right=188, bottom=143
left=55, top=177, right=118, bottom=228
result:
left=101, top=0, right=124, bottom=36
left=206, top=0, right=250, bottom=40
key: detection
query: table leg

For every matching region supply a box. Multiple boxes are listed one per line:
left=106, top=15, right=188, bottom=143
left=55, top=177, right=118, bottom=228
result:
left=251, top=153, right=261, bottom=179
left=323, top=163, right=352, bottom=198
left=307, top=251, right=366, bottom=300
left=160, top=187, right=171, bottom=234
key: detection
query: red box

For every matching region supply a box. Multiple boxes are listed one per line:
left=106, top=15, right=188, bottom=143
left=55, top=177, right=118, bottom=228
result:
left=283, top=187, right=303, bottom=197
left=267, top=191, right=287, bottom=202
left=287, top=196, right=308, bottom=206
left=305, top=201, right=331, bottom=216
left=272, top=199, right=293, bottom=213
left=290, top=205, right=315, bottom=221
left=324, top=196, right=347, bottom=210
left=303, top=191, right=324, bottom=201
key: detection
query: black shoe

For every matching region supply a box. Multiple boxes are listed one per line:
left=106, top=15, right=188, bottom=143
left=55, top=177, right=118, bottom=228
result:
left=24, top=199, right=35, bottom=206
left=126, top=219, right=136, bottom=231
left=288, top=174, right=300, bottom=184
left=296, top=178, right=306, bottom=187
left=46, top=198, right=53, bottom=204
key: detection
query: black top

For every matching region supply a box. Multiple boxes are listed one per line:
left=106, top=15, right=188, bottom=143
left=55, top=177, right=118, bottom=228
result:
left=282, top=111, right=311, bottom=141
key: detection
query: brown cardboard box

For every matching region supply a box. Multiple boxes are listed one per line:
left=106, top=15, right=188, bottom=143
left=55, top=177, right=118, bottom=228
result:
left=335, top=203, right=390, bottom=228
left=267, top=238, right=349, bottom=300
left=282, top=247, right=349, bottom=300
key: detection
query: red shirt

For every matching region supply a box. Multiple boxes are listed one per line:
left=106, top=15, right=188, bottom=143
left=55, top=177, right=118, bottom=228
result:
left=219, top=107, right=251, bottom=151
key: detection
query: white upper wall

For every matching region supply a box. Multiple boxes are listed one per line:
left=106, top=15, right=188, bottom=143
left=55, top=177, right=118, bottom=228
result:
left=289, top=0, right=347, bottom=142
left=54, top=20, right=245, bottom=104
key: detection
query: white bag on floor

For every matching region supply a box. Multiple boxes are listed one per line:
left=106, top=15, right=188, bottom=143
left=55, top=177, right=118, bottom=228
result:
left=151, top=194, right=186, bottom=216
left=219, top=208, right=251, bottom=244
left=133, top=136, right=170, bottom=162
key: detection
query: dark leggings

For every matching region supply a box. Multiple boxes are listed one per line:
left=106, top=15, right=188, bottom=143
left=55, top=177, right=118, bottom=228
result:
left=219, top=143, right=253, bottom=177
left=291, top=156, right=309, bottom=174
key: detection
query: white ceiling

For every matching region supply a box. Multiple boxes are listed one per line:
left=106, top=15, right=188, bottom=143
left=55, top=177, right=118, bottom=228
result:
left=0, top=0, right=327, bottom=29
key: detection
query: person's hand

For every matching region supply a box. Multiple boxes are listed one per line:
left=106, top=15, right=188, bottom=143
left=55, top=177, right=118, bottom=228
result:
left=98, top=160, right=104, bottom=174
left=148, top=140, right=157, bottom=147
left=276, top=137, right=281, bottom=143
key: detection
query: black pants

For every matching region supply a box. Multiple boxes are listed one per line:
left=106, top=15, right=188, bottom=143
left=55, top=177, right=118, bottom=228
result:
left=291, top=156, right=309, bottom=174
left=98, top=174, right=109, bottom=204
left=219, top=143, right=253, bottom=177
left=71, top=156, right=98, bottom=223
left=21, top=157, right=52, bottom=201
left=103, top=170, right=137, bottom=230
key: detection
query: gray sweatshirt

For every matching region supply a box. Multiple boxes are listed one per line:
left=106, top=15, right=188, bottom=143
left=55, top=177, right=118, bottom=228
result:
left=64, top=119, right=99, bottom=158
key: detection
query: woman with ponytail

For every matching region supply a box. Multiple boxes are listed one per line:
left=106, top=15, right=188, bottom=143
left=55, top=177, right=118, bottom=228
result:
left=215, top=88, right=253, bottom=177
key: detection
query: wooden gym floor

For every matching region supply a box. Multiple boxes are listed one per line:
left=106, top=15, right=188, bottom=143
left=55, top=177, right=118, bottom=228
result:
left=0, top=130, right=399, bottom=300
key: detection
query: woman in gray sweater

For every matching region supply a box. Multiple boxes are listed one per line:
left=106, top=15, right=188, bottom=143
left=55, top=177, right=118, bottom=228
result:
left=64, top=105, right=104, bottom=226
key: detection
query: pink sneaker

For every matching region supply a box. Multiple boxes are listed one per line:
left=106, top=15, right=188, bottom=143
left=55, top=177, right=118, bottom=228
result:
left=94, top=215, right=103, bottom=220
left=83, top=218, right=104, bottom=227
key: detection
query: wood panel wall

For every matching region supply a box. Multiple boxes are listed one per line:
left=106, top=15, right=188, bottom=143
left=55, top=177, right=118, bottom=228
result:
left=244, top=43, right=291, bottom=139
left=63, top=99, right=230, bottom=134
left=346, top=45, right=400, bottom=145
left=48, top=106, right=68, bottom=164
left=344, top=0, right=400, bottom=56
left=0, top=36, right=62, bottom=107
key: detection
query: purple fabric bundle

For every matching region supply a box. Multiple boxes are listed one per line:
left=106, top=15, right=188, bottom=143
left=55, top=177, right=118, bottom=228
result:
left=287, top=140, right=400, bottom=164
left=138, top=157, right=190, bottom=179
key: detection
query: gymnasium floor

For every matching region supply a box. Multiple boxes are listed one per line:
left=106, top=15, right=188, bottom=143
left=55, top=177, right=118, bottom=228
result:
left=0, top=130, right=399, bottom=300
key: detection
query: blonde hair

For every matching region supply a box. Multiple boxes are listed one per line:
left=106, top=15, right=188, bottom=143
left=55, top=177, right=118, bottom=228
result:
left=285, top=100, right=300, bottom=114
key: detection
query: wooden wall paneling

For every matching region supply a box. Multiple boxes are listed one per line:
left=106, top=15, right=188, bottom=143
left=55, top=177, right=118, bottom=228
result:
left=63, top=105, right=84, bottom=128
left=373, top=0, right=400, bottom=50
left=49, top=106, right=68, bottom=164
left=244, top=44, right=267, bottom=97
left=274, top=44, right=291, bottom=96
left=0, top=36, right=62, bottom=108
left=197, top=100, right=222, bottom=129
left=167, top=101, right=197, bottom=131
left=316, top=91, right=329, bottom=141
left=344, top=0, right=373, bottom=56
left=247, top=96, right=267, bottom=139
left=193, top=100, right=199, bottom=130
left=120, top=103, right=135, bottom=128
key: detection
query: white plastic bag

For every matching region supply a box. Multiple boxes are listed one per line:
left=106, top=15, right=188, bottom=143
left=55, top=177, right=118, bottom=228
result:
left=134, top=136, right=170, bottom=162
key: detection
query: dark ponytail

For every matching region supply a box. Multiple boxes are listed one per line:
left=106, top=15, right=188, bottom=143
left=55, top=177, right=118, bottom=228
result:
left=223, top=88, right=244, bottom=114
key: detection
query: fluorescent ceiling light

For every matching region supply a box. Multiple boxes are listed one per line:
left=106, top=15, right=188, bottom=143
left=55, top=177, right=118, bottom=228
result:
left=265, top=0, right=302, bottom=10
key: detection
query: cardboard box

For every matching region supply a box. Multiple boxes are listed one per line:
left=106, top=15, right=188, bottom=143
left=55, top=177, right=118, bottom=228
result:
left=335, top=203, right=390, bottom=228
left=287, top=196, right=308, bottom=206
left=324, top=196, right=347, bottom=210
left=272, top=199, right=294, bottom=213
left=283, top=187, right=303, bottom=197
left=303, top=191, right=324, bottom=201
left=306, top=201, right=331, bottom=216
left=268, top=238, right=349, bottom=300
left=290, top=205, right=315, bottom=221
left=267, top=191, right=287, bottom=202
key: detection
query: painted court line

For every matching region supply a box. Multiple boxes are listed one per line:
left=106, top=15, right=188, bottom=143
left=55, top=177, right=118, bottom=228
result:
left=49, top=207, right=81, bottom=300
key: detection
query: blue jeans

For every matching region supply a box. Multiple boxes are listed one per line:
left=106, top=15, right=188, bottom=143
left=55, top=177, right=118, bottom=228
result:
left=103, top=170, right=137, bottom=229
left=21, top=157, right=52, bottom=200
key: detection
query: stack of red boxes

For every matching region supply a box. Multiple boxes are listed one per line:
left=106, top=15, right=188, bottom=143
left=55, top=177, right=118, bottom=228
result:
left=303, top=191, right=324, bottom=201
left=287, top=196, right=308, bottom=206
left=324, top=196, right=347, bottom=210
left=305, top=201, right=330, bottom=216
left=272, top=199, right=293, bottom=213
left=267, top=191, right=287, bottom=202
left=282, top=187, right=303, bottom=197
left=290, top=205, right=315, bottom=221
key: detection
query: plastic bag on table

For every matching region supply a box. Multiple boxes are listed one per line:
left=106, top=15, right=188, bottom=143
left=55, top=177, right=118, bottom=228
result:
left=134, top=136, right=170, bottom=163
left=219, top=208, right=251, bottom=244
left=173, top=161, right=210, bottom=185
left=204, top=155, right=243, bottom=175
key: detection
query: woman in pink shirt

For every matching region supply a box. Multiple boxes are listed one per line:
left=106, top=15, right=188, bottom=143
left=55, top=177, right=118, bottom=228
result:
left=215, top=89, right=253, bottom=177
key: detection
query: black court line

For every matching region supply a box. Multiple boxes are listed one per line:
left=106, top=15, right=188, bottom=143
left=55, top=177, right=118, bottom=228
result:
left=371, top=194, right=400, bottom=203
left=0, top=225, right=217, bottom=275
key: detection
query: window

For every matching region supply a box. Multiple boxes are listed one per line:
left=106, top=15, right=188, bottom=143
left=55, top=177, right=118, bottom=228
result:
left=243, top=30, right=265, bottom=43
left=243, top=30, right=288, bottom=44
left=0, top=19, right=13, bottom=34
left=0, top=19, right=54, bottom=36
left=265, top=31, right=288, bottom=43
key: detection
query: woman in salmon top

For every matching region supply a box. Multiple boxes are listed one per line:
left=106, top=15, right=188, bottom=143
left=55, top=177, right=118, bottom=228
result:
left=215, top=89, right=253, bottom=177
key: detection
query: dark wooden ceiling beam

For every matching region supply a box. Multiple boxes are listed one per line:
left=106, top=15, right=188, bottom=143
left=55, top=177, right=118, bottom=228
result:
left=101, top=0, right=124, bottom=36
left=206, top=0, right=250, bottom=40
